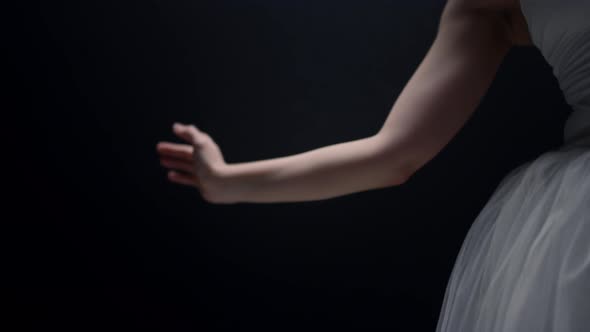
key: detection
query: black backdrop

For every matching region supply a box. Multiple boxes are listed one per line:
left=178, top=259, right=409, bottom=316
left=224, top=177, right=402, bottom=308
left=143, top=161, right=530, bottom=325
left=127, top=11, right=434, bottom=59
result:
left=14, top=0, right=571, bottom=331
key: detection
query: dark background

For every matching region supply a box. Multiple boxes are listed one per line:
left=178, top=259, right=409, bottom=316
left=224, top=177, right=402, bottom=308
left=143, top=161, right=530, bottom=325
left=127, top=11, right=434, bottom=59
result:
left=13, top=0, right=571, bottom=330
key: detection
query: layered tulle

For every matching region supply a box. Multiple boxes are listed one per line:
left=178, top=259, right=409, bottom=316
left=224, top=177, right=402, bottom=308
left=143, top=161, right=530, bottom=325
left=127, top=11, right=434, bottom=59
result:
left=436, top=136, right=590, bottom=332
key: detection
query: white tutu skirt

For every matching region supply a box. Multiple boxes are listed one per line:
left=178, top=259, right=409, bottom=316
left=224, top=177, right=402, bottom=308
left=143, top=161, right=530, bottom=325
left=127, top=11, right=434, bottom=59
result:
left=436, top=135, right=590, bottom=332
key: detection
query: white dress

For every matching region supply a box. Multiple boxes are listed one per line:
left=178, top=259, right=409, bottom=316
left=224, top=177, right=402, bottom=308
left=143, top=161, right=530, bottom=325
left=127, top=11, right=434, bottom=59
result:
left=436, top=0, right=590, bottom=331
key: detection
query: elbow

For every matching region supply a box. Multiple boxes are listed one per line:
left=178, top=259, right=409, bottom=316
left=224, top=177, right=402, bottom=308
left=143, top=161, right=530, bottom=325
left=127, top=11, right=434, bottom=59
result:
left=370, top=133, right=419, bottom=187
left=386, top=162, right=416, bottom=187
left=378, top=151, right=417, bottom=187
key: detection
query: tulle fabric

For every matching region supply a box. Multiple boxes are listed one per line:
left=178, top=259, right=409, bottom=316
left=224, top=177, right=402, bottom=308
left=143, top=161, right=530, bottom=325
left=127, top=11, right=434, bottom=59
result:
left=436, top=135, right=590, bottom=332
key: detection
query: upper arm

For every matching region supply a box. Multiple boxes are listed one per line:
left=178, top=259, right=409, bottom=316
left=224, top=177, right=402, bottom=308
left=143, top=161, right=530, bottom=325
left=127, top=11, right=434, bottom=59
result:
left=374, top=5, right=512, bottom=180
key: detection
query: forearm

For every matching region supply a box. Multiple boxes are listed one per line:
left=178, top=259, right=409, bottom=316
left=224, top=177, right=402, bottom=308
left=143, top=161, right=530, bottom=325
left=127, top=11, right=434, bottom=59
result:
left=218, top=134, right=411, bottom=203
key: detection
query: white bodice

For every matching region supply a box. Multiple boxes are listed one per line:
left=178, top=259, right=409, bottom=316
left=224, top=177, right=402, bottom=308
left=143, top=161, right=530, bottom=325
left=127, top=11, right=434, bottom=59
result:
left=520, top=0, right=590, bottom=144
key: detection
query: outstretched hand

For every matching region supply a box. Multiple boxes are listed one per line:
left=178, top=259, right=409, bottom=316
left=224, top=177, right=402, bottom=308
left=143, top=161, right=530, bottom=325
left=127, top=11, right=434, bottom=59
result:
left=156, top=123, right=228, bottom=203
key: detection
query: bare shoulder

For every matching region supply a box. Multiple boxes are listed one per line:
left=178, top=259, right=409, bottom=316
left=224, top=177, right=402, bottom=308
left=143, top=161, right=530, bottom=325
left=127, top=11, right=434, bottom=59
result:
left=446, top=0, right=520, bottom=12
left=443, top=0, right=533, bottom=47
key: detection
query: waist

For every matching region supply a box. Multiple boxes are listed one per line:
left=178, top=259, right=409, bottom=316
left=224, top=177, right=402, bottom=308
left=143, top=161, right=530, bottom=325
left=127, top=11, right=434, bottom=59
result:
left=563, top=109, right=590, bottom=147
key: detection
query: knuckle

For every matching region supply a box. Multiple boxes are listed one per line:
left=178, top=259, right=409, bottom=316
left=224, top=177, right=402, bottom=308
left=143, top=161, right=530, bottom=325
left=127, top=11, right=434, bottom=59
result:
left=195, top=138, right=206, bottom=147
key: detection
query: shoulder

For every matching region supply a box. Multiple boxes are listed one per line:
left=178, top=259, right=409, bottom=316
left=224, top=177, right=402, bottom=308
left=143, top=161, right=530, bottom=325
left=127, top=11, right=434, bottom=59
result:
left=441, top=0, right=532, bottom=47
left=445, top=0, right=520, bottom=12
left=438, top=0, right=514, bottom=37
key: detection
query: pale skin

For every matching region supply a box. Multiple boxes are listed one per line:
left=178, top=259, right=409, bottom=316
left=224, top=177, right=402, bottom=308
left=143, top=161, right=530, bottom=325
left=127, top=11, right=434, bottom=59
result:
left=156, top=0, right=532, bottom=204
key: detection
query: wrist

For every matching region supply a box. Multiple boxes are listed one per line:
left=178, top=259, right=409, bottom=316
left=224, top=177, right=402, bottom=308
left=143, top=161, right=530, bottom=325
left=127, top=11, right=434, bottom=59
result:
left=205, top=163, right=246, bottom=204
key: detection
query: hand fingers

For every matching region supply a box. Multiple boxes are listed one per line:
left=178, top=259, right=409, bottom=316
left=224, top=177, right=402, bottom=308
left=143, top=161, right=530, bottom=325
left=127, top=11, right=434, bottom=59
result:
left=156, top=142, right=194, bottom=161
left=173, top=123, right=207, bottom=147
left=167, top=170, right=199, bottom=187
left=160, top=158, right=196, bottom=174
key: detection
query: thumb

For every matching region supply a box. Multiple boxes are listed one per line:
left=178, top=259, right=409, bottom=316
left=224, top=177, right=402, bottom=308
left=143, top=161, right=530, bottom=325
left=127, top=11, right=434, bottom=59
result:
left=173, top=123, right=206, bottom=147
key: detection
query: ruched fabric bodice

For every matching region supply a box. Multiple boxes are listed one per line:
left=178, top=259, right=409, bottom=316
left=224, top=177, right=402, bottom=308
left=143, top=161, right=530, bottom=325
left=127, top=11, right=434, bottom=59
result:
left=520, top=0, right=590, bottom=145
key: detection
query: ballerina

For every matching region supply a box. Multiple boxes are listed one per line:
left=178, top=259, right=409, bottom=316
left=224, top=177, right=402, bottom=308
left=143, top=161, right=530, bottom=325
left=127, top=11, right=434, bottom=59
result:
left=157, top=0, right=590, bottom=330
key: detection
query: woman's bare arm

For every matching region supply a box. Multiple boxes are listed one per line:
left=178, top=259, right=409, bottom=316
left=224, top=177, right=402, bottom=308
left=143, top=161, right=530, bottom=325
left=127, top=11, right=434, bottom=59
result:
left=215, top=134, right=404, bottom=203
left=158, top=4, right=513, bottom=204
left=374, top=4, right=512, bottom=176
